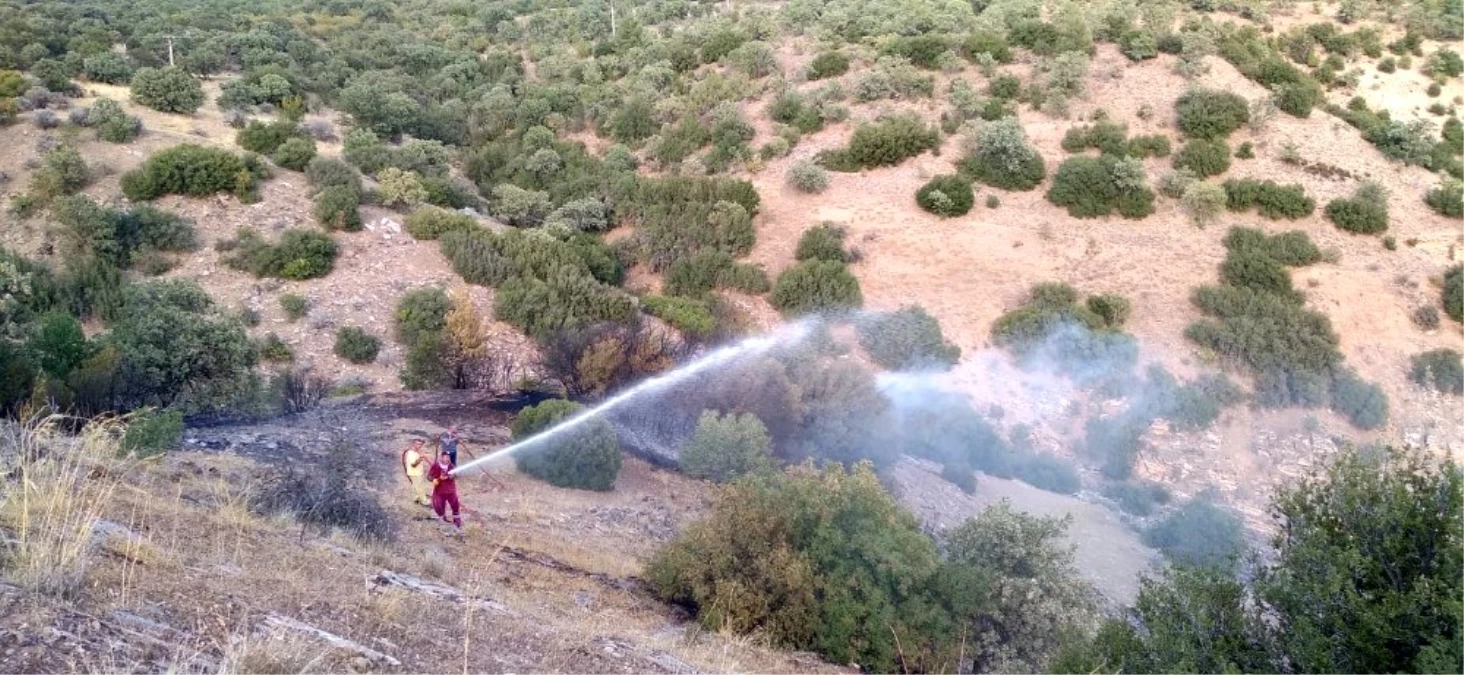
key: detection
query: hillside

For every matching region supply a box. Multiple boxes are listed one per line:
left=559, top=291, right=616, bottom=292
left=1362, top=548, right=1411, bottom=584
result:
left=1, top=0, right=1462, bottom=672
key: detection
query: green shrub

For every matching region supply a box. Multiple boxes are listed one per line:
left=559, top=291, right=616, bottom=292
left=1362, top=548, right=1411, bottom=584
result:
left=271, top=137, right=316, bottom=171
left=1012, top=453, right=1081, bottom=494
left=1126, top=134, right=1172, bottom=158
left=679, top=411, right=774, bottom=482
left=989, top=74, right=1021, bottom=99
left=1086, top=294, right=1131, bottom=328
left=794, top=224, right=849, bottom=263
left=963, top=30, right=1013, bottom=63
left=224, top=228, right=338, bottom=280
left=1223, top=179, right=1315, bottom=219
left=378, top=167, right=428, bottom=207
left=986, top=194, right=1000, bottom=208
left=86, top=98, right=142, bottom=143
left=1446, top=265, right=1463, bottom=323
left=305, top=157, right=361, bottom=194
left=1173, top=139, right=1232, bottom=177
left=494, top=272, right=635, bottom=341
left=1182, top=181, right=1229, bottom=227
left=642, top=295, right=716, bottom=341
left=1222, top=227, right=1322, bottom=266
left=664, top=249, right=769, bottom=298
left=258, top=333, right=294, bottom=362
left=1409, top=348, right=1463, bottom=394
left=236, top=120, right=303, bottom=154
left=313, top=186, right=362, bottom=231
left=916, top=174, right=975, bottom=216
left=644, top=462, right=951, bottom=673
left=1325, top=182, right=1388, bottom=234
left=405, top=207, right=477, bottom=240
left=1175, top=89, right=1250, bottom=139
left=333, top=326, right=380, bottom=364
left=1143, top=498, right=1245, bottom=568
left=820, top=114, right=938, bottom=170
left=1328, top=369, right=1389, bottom=430
left=279, top=293, right=308, bottom=321
left=28, top=145, right=89, bottom=203
left=129, top=66, right=203, bottom=114
left=786, top=159, right=830, bottom=193
left=512, top=399, right=621, bottom=491
left=1101, top=481, right=1171, bottom=516
left=806, top=51, right=850, bottom=80
left=1425, top=179, right=1463, bottom=218
left=120, top=407, right=183, bottom=457
left=959, top=117, right=1046, bottom=191
left=1235, top=141, right=1255, bottom=159
left=1047, top=155, right=1156, bottom=219
left=1378, top=56, right=1397, bottom=73
left=121, top=144, right=256, bottom=201
left=770, top=260, right=863, bottom=317
left=856, top=306, right=960, bottom=371
left=394, top=287, right=451, bottom=346
left=1062, top=121, right=1129, bottom=155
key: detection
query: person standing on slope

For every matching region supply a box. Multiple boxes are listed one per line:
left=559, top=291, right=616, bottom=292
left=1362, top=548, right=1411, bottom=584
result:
left=401, top=438, right=431, bottom=507
left=427, top=449, right=463, bottom=532
left=438, top=425, right=476, bottom=467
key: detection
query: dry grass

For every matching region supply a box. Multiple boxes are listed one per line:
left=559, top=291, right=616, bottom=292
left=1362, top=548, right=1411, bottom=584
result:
left=219, top=631, right=328, bottom=674
left=0, top=415, right=129, bottom=598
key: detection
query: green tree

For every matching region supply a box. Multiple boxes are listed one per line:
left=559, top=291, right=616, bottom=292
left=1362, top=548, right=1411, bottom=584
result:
left=27, top=310, right=88, bottom=378
left=856, top=306, right=961, bottom=371
left=945, top=502, right=1098, bottom=673
left=109, top=280, right=256, bottom=407
left=394, top=287, right=451, bottom=346
left=679, top=410, right=774, bottom=482
left=129, top=66, right=204, bottom=114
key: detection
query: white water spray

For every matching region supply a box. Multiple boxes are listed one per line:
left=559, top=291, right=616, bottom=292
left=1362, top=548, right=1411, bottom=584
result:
left=452, top=320, right=813, bottom=476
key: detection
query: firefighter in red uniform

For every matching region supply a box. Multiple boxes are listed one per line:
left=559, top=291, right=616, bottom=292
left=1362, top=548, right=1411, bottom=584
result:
left=427, top=450, right=463, bottom=531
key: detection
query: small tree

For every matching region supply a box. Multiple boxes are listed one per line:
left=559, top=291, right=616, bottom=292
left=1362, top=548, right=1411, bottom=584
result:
left=394, top=287, right=451, bottom=346
left=129, top=66, right=204, bottom=114
left=271, top=137, right=316, bottom=171
left=679, top=411, right=774, bottom=482
left=1175, top=88, right=1250, bottom=139
left=511, top=399, right=622, bottom=491
left=960, top=117, right=1046, bottom=191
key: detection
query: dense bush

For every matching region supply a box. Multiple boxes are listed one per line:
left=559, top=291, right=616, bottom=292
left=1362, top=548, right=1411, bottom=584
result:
left=856, top=306, right=960, bottom=371
left=121, top=144, right=258, bottom=202
left=494, top=272, right=635, bottom=340
left=641, top=294, right=716, bottom=341
left=819, top=114, right=938, bottom=171
left=27, top=145, right=90, bottom=204
left=1446, top=265, right=1463, bottom=323
left=1061, top=121, right=1129, bottom=156
left=769, top=260, right=863, bottom=317
left=794, top=223, right=850, bottom=263
left=1329, top=368, right=1390, bottom=430
left=49, top=196, right=198, bottom=270
left=224, top=228, right=338, bottom=280
left=959, top=117, right=1046, bottom=191
left=271, top=137, right=316, bottom=171
left=129, top=66, right=203, bottom=114
left=1101, top=480, right=1171, bottom=516
left=305, top=157, right=361, bottom=194
left=991, top=283, right=1138, bottom=384
left=1409, top=349, right=1463, bottom=394
left=916, top=174, right=974, bottom=216
left=664, top=249, right=770, bottom=298
left=1425, top=179, right=1463, bottom=218
left=333, top=326, right=380, bottom=364
left=1324, top=182, right=1388, bottom=234
left=236, top=120, right=303, bottom=154
left=1046, top=155, right=1156, bottom=219
left=1173, top=139, right=1232, bottom=177
left=1223, top=179, right=1315, bottom=219
left=85, top=98, right=142, bottom=143
left=1143, top=498, right=1246, bottom=568
left=405, top=207, right=477, bottom=240
left=679, top=410, right=774, bottom=482
left=511, top=399, right=621, bottom=491
left=1175, top=89, right=1250, bottom=139
left=806, top=51, right=850, bottom=80
left=313, top=186, right=361, bottom=231
left=394, top=287, right=451, bottom=347
left=786, top=158, right=830, bottom=193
